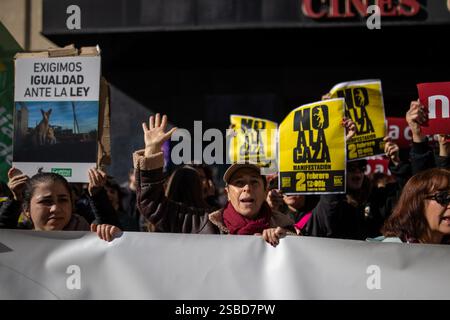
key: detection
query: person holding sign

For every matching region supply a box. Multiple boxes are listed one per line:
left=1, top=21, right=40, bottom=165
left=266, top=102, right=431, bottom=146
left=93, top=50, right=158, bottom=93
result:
left=266, top=174, right=319, bottom=224
left=384, top=99, right=450, bottom=193
left=405, top=99, right=450, bottom=173
left=417, top=81, right=450, bottom=136
left=299, top=119, right=397, bottom=240
left=380, top=168, right=450, bottom=244
left=406, top=99, right=434, bottom=173
left=0, top=167, right=121, bottom=242
left=303, top=132, right=413, bottom=240
left=134, top=114, right=295, bottom=247
left=327, top=80, right=387, bottom=161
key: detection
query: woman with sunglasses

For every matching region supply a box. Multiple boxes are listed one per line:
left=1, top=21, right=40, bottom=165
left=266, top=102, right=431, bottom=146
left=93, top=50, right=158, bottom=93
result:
left=380, top=168, right=450, bottom=244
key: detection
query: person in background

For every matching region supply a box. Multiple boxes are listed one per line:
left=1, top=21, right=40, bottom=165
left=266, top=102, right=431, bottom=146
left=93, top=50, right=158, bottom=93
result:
left=266, top=175, right=319, bottom=224
left=191, top=164, right=221, bottom=210
left=299, top=117, right=388, bottom=239
left=71, top=182, right=96, bottom=224
left=165, top=165, right=208, bottom=209
left=405, top=99, right=450, bottom=173
left=102, top=176, right=139, bottom=231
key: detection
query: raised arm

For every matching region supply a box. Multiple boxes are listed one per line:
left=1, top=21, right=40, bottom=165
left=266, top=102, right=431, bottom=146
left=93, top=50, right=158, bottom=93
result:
left=134, top=114, right=213, bottom=234
left=143, top=113, right=177, bottom=157
left=383, top=136, right=411, bottom=188
left=406, top=100, right=436, bottom=173
left=87, top=168, right=121, bottom=227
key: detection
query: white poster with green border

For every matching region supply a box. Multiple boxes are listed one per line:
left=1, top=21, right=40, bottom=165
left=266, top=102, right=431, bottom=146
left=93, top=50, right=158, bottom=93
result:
left=13, top=55, right=101, bottom=182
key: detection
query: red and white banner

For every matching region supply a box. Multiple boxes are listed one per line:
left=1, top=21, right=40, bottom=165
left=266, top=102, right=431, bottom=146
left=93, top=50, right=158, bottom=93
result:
left=386, top=117, right=412, bottom=149
left=365, top=156, right=391, bottom=176
left=417, top=82, right=450, bottom=135
left=387, top=117, right=439, bottom=149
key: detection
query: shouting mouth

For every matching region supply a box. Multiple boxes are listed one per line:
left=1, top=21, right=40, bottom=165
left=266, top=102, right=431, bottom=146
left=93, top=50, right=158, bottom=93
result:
left=240, top=197, right=255, bottom=206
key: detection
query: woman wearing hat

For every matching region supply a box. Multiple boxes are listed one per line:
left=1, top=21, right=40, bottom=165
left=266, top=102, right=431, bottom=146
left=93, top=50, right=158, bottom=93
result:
left=133, top=114, right=295, bottom=247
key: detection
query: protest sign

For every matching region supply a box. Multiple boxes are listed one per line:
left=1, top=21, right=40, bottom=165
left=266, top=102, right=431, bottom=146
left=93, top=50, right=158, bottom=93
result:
left=365, top=156, right=391, bottom=176
left=13, top=48, right=101, bottom=182
left=279, top=98, right=346, bottom=194
left=229, top=114, right=277, bottom=174
left=387, top=117, right=439, bottom=149
left=417, top=81, right=450, bottom=135
left=329, top=79, right=386, bottom=160
left=386, top=117, right=412, bottom=149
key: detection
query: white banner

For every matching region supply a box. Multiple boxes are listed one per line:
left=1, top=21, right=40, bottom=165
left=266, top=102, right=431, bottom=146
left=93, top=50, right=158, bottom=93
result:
left=0, top=230, right=449, bottom=300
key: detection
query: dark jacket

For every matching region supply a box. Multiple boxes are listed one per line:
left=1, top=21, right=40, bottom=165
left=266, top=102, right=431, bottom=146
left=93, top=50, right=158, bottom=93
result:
left=409, top=138, right=450, bottom=173
left=410, top=139, right=436, bottom=175
left=87, top=188, right=121, bottom=227
left=302, top=140, right=448, bottom=240
left=120, top=186, right=141, bottom=231
left=302, top=180, right=400, bottom=240
left=133, top=150, right=295, bottom=234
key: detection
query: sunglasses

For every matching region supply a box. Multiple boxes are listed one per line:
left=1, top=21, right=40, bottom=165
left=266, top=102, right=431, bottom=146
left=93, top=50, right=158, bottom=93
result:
left=426, top=190, right=450, bottom=207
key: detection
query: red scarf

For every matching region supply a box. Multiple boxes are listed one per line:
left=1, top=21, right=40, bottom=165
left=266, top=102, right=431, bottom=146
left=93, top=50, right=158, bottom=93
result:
left=223, top=201, right=271, bottom=235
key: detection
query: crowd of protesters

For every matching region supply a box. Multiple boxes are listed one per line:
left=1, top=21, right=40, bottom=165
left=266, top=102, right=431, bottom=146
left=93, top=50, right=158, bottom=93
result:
left=1, top=98, right=449, bottom=246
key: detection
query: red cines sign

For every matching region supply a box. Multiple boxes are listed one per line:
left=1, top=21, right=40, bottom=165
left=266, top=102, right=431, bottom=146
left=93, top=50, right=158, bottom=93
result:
left=301, top=0, right=421, bottom=18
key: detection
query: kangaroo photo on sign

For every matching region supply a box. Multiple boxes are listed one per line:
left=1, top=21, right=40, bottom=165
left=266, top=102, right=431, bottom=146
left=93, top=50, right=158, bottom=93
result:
left=13, top=55, right=101, bottom=182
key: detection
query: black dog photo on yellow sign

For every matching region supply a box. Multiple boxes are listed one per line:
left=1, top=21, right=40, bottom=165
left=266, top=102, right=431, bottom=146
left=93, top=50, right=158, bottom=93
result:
left=279, top=98, right=346, bottom=195
left=229, top=114, right=278, bottom=174
left=329, top=79, right=386, bottom=160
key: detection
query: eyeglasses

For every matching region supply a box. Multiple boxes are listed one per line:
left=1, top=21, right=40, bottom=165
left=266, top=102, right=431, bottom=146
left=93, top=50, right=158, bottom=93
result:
left=426, top=190, right=450, bottom=207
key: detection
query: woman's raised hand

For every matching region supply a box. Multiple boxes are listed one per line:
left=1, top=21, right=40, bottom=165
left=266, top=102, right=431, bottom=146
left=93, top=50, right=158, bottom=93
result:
left=142, top=113, right=177, bottom=157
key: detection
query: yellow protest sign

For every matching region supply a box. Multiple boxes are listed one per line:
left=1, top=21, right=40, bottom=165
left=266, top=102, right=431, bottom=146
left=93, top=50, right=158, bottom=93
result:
left=229, top=115, right=277, bottom=171
left=329, top=79, right=386, bottom=160
left=279, top=99, right=346, bottom=194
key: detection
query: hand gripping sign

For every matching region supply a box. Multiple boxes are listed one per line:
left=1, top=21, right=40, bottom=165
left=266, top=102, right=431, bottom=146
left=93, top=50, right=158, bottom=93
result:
left=278, top=98, right=346, bottom=195
left=229, top=115, right=278, bottom=174
left=329, top=79, right=386, bottom=160
left=417, top=82, right=450, bottom=136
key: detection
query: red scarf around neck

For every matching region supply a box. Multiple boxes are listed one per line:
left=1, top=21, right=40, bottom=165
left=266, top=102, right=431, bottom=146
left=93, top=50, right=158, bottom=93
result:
left=223, top=201, right=271, bottom=235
